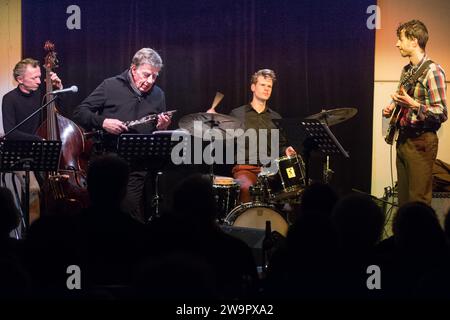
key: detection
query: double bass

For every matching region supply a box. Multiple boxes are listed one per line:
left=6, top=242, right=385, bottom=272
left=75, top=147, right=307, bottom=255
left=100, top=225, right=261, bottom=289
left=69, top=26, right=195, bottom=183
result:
left=36, top=41, right=91, bottom=213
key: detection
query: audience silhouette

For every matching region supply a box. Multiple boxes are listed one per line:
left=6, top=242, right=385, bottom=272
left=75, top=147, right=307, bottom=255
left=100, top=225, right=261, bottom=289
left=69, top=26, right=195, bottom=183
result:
left=0, top=187, right=30, bottom=298
left=2, top=159, right=450, bottom=301
left=144, top=173, right=259, bottom=300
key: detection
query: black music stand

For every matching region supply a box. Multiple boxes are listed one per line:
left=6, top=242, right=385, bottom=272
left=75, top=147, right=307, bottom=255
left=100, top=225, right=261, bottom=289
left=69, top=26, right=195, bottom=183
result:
left=298, top=119, right=349, bottom=186
left=117, top=131, right=186, bottom=171
left=117, top=131, right=187, bottom=220
left=0, top=140, right=62, bottom=233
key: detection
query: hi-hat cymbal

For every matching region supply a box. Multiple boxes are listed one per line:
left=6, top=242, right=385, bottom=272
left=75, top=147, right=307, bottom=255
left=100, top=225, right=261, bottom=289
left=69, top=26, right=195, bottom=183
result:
left=178, top=112, right=244, bottom=140
left=305, top=108, right=357, bottom=126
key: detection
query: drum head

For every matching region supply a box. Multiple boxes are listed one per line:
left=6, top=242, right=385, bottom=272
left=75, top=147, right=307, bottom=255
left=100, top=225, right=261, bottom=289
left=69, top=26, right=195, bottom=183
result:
left=272, top=187, right=304, bottom=201
left=225, top=203, right=289, bottom=236
left=213, top=176, right=236, bottom=185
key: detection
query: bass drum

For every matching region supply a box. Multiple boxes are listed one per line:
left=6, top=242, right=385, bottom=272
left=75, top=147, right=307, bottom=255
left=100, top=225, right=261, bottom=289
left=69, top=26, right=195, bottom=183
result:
left=224, top=202, right=289, bottom=236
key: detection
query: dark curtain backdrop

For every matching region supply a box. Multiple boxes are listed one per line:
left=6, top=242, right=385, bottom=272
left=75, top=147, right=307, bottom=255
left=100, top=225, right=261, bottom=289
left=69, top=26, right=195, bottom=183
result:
left=23, top=0, right=375, bottom=195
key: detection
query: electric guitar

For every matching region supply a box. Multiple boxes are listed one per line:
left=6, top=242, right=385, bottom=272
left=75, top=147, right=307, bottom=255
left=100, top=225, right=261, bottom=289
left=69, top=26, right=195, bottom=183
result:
left=384, top=60, right=432, bottom=145
left=384, top=85, right=412, bottom=145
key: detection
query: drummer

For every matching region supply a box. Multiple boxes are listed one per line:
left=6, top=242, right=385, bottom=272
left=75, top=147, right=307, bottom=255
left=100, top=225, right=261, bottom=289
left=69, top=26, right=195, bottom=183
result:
left=211, top=69, right=296, bottom=203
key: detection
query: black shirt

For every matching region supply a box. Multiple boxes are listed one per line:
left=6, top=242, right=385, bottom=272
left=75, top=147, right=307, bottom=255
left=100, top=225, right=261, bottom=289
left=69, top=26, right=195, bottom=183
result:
left=230, top=104, right=288, bottom=165
left=2, top=87, right=43, bottom=140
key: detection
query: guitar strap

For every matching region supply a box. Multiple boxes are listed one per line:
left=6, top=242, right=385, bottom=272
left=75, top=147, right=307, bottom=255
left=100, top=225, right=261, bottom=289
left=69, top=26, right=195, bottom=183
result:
left=404, top=59, right=434, bottom=93
left=398, top=59, right=433, bottom=121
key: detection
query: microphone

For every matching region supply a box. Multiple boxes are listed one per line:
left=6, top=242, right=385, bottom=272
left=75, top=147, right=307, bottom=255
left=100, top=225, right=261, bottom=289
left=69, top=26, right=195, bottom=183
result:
left=50, top=85, right=78, bottom=94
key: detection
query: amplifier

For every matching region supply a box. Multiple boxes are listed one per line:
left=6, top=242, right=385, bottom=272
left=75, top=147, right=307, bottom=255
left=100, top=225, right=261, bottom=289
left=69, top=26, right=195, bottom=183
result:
left=376, top=192, right=450, bottom=239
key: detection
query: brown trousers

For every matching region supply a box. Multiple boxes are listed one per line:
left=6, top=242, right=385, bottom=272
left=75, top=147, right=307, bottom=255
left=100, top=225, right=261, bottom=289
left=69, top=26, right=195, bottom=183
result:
left=232, top=165, right=261, bottom=203
left=396, top=132, right=438, bottom=206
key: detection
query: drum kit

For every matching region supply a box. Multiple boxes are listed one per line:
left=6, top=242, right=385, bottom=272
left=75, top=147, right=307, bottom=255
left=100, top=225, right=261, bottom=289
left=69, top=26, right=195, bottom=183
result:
left=178, top=107, right=357, bottom=236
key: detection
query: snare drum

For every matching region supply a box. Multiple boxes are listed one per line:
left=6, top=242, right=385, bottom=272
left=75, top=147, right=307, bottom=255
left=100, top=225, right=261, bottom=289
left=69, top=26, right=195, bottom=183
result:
left=259, top=155, right=306, bottom=201
left=213, top=176, right=240, bottom=221
left=225, top=202, right=289, bottom=236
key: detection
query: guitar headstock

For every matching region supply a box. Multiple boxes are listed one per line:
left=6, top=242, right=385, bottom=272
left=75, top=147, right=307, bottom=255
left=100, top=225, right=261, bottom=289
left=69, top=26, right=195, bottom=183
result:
left=44, top=40, right=59, bottom=71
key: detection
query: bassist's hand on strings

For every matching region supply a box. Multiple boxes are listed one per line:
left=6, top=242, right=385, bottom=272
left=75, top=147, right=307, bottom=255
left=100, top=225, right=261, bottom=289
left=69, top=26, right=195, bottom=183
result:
left=48, top=71, right=63, bottom=90
left=391, top=87, right=420, bottom=111
left=102, top=118, right=128, bottom=135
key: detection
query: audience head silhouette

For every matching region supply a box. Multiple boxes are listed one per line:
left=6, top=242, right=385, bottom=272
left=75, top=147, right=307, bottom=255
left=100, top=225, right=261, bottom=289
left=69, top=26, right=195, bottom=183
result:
left=298, top=182, right=338, bottom=221
left=172, top=174, right=218, bottom=224
left=393, top=201, right=447, bottom=252
left=87, top=155, right=129, bottom=207
left=445, top=208, right=450, bottom=241
left=332, top=193, right=384, bottom=251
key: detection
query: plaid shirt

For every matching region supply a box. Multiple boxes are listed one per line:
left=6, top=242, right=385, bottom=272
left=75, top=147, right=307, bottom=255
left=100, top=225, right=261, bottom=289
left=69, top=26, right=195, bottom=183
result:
left=399, top=56, right=447, bottom=130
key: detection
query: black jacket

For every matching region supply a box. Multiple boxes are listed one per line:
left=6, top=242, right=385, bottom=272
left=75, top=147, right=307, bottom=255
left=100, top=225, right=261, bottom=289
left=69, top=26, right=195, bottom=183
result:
left=73, top=70, right=166, bottom=133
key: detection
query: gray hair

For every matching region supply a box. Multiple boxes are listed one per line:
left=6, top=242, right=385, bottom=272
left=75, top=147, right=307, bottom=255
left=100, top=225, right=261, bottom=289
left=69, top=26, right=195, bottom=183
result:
left=131, top=48, right=163, bottom=69
left=13, top=58, right=40, bottom=81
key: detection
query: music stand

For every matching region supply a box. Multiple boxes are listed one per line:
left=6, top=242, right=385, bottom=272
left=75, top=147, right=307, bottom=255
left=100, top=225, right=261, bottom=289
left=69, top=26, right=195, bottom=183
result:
left=117, top=131, right=186, bottom=171
left=117, top=131, right=187, bottom=220
left=0, top=140, right=62, bottom=233
left=298, top=119, right=349, bottom=186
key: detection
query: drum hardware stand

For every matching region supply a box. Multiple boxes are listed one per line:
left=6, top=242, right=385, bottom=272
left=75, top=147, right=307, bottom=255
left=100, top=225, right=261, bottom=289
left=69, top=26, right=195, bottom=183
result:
left=204, top=114, right=220, bottom=185
left=323, top=155, right=334, bottom=184
left=262, top=220, right=272, bottom=272
left=320, top=116, right=334, bottom=184
left=0, top=140, right=62, bottom=237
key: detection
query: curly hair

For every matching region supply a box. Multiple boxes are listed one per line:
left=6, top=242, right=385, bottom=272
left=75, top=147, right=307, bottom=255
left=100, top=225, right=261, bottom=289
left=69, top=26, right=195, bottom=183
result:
left=397, top=19, right=429, bottom=50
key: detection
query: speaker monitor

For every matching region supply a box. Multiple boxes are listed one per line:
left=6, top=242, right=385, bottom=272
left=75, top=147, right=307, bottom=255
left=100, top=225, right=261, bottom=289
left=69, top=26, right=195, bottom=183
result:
left=378, top=192, right=450, bottom=239
left=431, top=192, right=450, bottom=228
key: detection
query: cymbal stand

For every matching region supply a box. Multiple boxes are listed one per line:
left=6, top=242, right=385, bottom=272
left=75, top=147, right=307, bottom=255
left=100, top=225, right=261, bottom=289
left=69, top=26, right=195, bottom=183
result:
left=323, top=155, right=334, bottom=184
left=321, top=116, right=334, bottom=184
left=204, top=114, right=219, bottom=185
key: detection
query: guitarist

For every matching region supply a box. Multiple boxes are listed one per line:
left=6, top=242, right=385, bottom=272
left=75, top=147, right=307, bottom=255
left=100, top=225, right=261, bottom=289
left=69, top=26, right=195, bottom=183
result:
left=74, top=48, right=171, bottom=223
left=383, top=20, right=447, bottom=206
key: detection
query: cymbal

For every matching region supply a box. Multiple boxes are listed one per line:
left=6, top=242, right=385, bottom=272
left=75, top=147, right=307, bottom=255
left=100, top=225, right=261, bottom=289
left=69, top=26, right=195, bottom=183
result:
left=178, top=112, right=244, bottom=140
left=305, top=108, right=357, bottom=126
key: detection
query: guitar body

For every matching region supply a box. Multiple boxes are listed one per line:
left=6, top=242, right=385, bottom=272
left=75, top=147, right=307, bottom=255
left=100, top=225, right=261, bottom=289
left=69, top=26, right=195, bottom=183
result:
left=385, top=104, right=403, bottom=145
